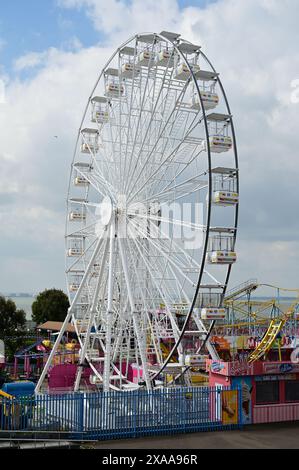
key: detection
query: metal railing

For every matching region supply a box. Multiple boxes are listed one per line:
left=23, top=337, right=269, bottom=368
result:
left=225, top=279, right=258, bottom=300
left=0, top=386, right=242, bottom=441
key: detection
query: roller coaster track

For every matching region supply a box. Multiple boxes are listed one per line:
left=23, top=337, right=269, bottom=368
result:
left=248, top=318, right=286, bottom=363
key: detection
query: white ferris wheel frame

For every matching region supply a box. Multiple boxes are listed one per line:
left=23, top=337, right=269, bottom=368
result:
left=36, top=31, right=239, bottom=393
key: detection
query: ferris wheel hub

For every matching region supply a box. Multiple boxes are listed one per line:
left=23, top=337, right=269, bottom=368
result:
left=95, top=195, right=113, bottom=228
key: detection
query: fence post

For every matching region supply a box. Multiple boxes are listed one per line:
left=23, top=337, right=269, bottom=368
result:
left=78, top=392, right=84, bottom=436
left=133, top=390, right=137, bottom=438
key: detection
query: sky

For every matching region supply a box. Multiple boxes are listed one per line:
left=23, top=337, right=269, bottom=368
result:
left=0, top=0, right=299, bottom=295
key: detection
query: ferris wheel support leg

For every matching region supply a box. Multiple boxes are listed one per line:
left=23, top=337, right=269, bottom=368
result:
left=103, top=311, right=113, bottom=392
left=118, top=236, right=152, bottom=390
left=74, top=238, right=109, bottom=391
left=128, top=230, right=181, bottom=347
left=103, top=222, right=116, bottom=392
left=35, top=308, right=72, bottom=393
left=36, top=235, right=104, bottom=394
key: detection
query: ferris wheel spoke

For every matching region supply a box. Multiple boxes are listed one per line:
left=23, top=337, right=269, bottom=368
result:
left=99, top=110, right=124, bottom=193
left=66, top=222, right=98, bottom=239
left=133, top=89, right=191, bottom=180
left=127, top=228, right=181, bottom=340
left=129, top=218, right=197, bottom=289
left=122, top=79, right=156, bottom=192
left=120, top=39, right=144, bottom=193
left=127, top=98, right=192, bottom=196
left=66, top=217, right=108, bottom=239
left=140, top=117, right=203, bottom=198
left=126, top=89, right=203, bottom=193
left=81, top=135, right=117, bottom=193
left=88, top=169, right=116, bottom=200
left=146, top=146, right=206, bottom=200
left=134, top=169, right=207, bottom=206
left=128, top=209, right=205, bottom=232
left=118, top=236, right=152, bottom=389
left=127, top=117, right=205, bottom=204
left=127, top=233, right=188, bottom=320
left=126, top=240, right=163, bottom=364
left=124, top=64, right=182, bottom=194
left=127, top=252, right=183, bottom=361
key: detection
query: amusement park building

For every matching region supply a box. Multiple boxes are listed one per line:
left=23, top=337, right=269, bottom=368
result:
left=207, top=359, right=299, bottom=424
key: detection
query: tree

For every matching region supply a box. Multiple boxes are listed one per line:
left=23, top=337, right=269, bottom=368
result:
left=0, top=296, right=26, bottom=337
left=32, top=288, right=69, bottom=325
left=0, top=296, right=26, bottom=360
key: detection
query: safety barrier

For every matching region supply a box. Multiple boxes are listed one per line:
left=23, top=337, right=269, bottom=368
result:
left=0, top=386, right=242, bottom=441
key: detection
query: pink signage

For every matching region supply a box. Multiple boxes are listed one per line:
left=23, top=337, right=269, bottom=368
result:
left=208, top=360, right=299, bottom=377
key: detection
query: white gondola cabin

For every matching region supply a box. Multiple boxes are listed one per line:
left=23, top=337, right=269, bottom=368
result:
left=206, top=113, right=232, bottom=153
left=137, top=49, right=156, bottom=66
left=119, top=46, right=141, bottom=78
left=208, top=250, right=237, bottom=264
left=211, top=167, right=238, bottom=206
left=67, top=247, right=83, bottom=257
left=74, top=175, right=89, bottom=187
left=185, top=354, right=208, bottom=367
left=209, top=135, right=232, bottom=153
left=212, top=191, right=239, bottom=206
left=156, top=49, right=175, bottom=67
left=105, top=81, right=124, bottom=97
left=190, top=91, right=219, bottom=110
left=174, top=62, right=200, bottom=81
left=208, top=228, right=236, bottom=264
left=104, top=67, right=125, bottom=98
left=67, top=237, right=84, bottom=257
left=69, top=284, right=80, bottom=292
left=201, top=307, right=226, bottom=320
left=80, top=128, right=99, bottom=154
left=69, top=270, right=84, bottom=293
left=69, top=211, right=86, bottom=222
left=121, top=62, right=141, bottom=79
left=91, top=263, right=100, bottom=278
left=91, top=96, right=109, bottom=123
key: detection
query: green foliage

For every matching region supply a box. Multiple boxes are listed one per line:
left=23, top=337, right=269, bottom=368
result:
left=31, top=288, right=69, bottom=325
left=0, top=296, right=26, bottom=336
left=0, top=296, right=27, bottom=359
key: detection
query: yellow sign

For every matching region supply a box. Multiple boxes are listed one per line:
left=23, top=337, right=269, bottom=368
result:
left=222, top=390, right=238, bottom=425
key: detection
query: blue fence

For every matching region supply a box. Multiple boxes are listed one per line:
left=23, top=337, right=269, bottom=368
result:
left=0, top=387, right=242, bottom=441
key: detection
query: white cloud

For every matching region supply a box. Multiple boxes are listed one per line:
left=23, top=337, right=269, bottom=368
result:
left=14, top=51, right=49, bottom=71
left=0, top=44, right=114, bottom=292
left=59, top=0, right=181, bottom=41
left=1, top=0, right=299, bottom=293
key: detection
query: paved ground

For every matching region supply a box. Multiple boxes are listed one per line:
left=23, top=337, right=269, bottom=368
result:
left=90, top=422, right=299, bottom=449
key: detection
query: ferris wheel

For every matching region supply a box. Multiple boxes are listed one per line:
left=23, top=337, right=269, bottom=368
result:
left=36, top=31, right=239, bottom=393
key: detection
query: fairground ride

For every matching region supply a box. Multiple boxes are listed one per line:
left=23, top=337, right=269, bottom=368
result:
left=36, top=31, right=239, bottom=392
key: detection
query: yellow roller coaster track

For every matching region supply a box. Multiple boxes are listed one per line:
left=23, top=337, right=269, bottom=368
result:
left=248, top=318, right=286, bottom=363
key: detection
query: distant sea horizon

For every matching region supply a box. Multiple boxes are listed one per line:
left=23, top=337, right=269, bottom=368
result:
left=2, top=292, right=297, bottom=322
